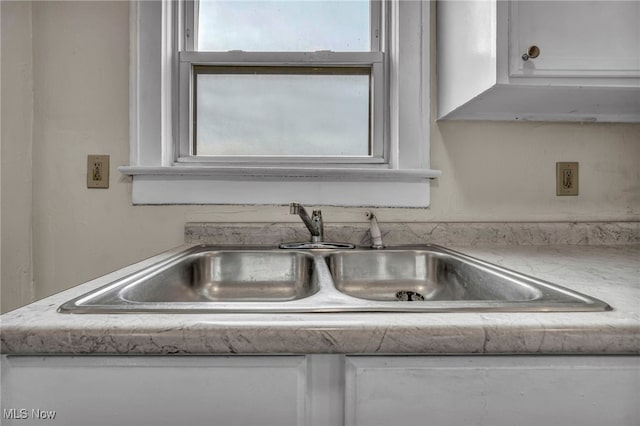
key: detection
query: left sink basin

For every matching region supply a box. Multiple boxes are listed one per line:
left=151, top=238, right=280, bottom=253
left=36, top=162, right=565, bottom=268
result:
left=121, top=250, right=318, bottom=302
left=59, top=247, right=319, bottom=313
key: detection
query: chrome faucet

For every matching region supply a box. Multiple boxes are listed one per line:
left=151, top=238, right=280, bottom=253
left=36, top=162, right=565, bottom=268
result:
left=280, top=202, right=354, bottom=249
left=289, top=202, right=324, bottom=243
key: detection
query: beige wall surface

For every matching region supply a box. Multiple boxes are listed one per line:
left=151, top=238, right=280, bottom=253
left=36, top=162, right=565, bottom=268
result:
left=1, top=1, right=639, bottom=312
left=1, top=1, right=35, bottom=313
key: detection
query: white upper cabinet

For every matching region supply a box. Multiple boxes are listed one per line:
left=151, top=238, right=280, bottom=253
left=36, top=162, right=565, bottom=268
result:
left=437, top=1, right=640, bottom=122
left=510, top=1, right=639, bottom=78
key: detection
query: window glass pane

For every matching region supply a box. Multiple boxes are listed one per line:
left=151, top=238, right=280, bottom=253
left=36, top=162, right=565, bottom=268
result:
left=197, top=0, right=370, bottom=52
left=195, top=67, right=370, bottom=156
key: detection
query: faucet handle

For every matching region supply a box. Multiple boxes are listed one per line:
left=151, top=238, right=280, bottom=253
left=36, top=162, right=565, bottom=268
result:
left=289, top=202, right=301, bottom=215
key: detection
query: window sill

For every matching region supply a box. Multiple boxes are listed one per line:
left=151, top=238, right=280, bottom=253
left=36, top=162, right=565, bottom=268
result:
left=119, top=166, right=441, bottom=207
left=119, top=166, right=441, bottom=181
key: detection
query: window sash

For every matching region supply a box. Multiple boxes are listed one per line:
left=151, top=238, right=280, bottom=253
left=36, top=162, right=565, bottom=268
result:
left=185, top=0, right=382, bottom=54
left=176, top=0, right=386, bottom=166
left=192, top=65, right=373, bottom=157
left=177, top=51, right=386, bottom=165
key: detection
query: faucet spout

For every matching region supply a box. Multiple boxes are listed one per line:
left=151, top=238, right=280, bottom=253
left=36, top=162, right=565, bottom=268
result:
left=289, top=202, right=324, bottom=242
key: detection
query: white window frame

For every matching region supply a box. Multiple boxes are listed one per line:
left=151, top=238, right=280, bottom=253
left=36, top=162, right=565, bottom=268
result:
left=121, top=0, right=441, bottom=207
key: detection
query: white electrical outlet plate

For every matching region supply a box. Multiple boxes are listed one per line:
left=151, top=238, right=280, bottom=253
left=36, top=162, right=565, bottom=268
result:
left=87, top=155, right=110, bottom=189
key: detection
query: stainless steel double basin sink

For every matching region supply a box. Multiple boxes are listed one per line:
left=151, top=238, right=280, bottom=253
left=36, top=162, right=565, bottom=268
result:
left=59, top=245, right=610, bottom=313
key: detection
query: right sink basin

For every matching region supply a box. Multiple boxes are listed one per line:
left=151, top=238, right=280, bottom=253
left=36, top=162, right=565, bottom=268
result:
left=325, top=246, right=611, bottom=312
left=327, top=250, right=543, bottom=302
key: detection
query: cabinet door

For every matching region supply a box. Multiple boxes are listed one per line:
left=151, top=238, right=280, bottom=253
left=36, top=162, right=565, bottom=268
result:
left=510, top=1, right=640, bottom=77
left=345, top=356, right=640, bottom=426
left=1, top=356, right=306, bottom=426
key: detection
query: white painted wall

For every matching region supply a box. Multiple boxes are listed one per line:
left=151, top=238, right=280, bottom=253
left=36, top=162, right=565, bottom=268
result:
left=1, top=1, right=639, bottom=312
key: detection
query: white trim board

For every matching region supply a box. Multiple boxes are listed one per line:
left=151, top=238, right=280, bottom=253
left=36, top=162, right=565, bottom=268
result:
left=130, top=177, right=431, bottom=207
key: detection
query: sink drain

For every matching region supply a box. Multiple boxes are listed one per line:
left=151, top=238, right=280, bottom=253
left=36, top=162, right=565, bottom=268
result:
left=395, top=291, right=425, bottom=301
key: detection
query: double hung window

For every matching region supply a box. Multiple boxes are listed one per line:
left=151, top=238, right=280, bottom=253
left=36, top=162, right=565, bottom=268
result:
left=183, top=0, right=381, bottom=162
left=124, top=0, right=440, bottom=206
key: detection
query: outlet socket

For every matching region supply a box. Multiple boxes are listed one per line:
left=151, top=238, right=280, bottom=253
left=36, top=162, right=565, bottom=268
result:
left=556, top=162, right=578, bottom=196
left=87, top=155, right=110, bottom=189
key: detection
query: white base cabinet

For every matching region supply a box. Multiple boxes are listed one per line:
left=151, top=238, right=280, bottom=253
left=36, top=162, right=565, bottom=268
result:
left=2, top=355, right=638, bottom=426
left=0, top=355, right=343, bottom=426
left=345, top=356, right=640, bottom=426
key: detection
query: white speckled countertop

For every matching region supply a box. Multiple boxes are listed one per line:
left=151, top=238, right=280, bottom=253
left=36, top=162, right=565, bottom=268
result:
left=1, top=223, right=639, bottom=355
